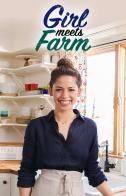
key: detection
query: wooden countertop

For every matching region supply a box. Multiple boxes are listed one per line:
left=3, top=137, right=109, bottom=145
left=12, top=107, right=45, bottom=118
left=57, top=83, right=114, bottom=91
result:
left=0, top=161, right=126, bottom=195
left=0, top=160, right=21, bottom=175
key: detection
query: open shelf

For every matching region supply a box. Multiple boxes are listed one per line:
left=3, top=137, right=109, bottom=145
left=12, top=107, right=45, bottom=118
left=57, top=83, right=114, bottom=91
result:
left=0, top=63, right=56, bottom=76
left=0, top=94, right=54, bottom=108
left=0, top=123, right=27, bottom=127
left=0, top=143, right=23, bottom=146
left=0, top=94, right=50, bottom=100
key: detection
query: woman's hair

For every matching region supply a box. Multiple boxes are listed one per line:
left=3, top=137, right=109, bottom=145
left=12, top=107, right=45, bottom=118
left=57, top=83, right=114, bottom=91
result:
left=49, top=58, right=82, bottom=88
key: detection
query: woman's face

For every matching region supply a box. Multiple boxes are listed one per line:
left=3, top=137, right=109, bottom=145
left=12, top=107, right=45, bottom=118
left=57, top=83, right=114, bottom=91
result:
left=49, top=75, right=81, bottom=112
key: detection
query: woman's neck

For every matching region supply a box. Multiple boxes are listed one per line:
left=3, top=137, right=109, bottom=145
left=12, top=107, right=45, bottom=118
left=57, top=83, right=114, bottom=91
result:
left=54, top=109, right=75, bottom=123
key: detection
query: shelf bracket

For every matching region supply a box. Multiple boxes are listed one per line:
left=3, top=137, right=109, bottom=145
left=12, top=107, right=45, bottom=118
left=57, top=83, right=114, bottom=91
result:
left=46, top=67, right=51, bottom=74
left=44, top=96, right=54, bottom=109
left=9, top=99, right=19, bottom=107
left=12, top=126, right=24, bottom=137
left=8, top=72, right=24, bottom=91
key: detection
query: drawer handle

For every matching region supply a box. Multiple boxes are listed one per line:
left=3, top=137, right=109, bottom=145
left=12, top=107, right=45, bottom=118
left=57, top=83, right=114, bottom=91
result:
left=3, top=180, right=7, bottom=184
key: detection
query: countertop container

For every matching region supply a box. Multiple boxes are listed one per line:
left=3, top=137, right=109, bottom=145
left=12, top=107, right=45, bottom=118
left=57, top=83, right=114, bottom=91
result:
left=121, top=158, right=126, bottom=176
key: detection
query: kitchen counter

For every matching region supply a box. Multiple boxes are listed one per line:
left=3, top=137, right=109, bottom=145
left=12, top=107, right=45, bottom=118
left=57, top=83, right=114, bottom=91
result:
left=84, top=171, right=126, bottom=195
left=0, top=161, right=126, bottom=195
left=0, top=160, right=21, bottom=175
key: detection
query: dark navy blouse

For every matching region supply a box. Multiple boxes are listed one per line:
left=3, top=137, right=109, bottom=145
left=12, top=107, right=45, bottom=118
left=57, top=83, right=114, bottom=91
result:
left=17, top=109, right=107, bottom=187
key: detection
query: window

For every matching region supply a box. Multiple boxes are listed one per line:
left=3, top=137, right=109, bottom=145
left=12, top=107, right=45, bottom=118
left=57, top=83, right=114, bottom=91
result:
left=86, top=45, right=126, bottom=156
left=86, top=51, right=115, bottom=151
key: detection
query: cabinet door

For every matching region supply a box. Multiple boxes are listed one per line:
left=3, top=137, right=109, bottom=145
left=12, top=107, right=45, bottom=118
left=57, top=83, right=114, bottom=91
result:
left=11, top=174, right=19, bottom=196
left=0, top=174, right=10, bottom=196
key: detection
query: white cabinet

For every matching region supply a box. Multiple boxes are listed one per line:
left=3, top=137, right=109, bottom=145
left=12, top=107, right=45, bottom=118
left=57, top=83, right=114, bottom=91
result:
left=0, top=173, right=19, bottom=196
left=0, top=173, right=10, bottom=196
left=11, top=174, right=19, bottom=196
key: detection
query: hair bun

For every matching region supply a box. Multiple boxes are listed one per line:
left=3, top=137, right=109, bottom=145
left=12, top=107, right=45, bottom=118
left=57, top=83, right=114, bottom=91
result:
left=57, top=58, right=74, bottom=69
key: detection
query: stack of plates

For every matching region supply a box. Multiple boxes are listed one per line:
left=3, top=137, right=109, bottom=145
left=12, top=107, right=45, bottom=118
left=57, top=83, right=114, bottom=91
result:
left=16, top=116, right=31, bottom=124
left=20, top=90, right=40, bottom=96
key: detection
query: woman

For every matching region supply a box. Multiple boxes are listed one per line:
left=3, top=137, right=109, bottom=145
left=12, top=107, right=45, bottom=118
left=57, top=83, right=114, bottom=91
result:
left=17, top=58, right=114, bottom=196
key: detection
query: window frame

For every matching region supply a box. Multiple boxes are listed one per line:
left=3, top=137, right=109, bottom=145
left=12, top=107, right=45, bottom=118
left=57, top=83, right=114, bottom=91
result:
left=87, top=43, right=126, bottom=157
left=113, top=45, right=126, bottom=156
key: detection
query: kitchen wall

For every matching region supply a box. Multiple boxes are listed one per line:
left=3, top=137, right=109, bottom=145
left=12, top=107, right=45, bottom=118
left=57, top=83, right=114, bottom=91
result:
left=1, top=0, right=126, bottom=51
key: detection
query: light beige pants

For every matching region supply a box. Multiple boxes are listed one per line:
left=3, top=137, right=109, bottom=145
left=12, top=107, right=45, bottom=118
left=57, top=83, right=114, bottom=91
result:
left=31, top=169, right=85, bottom=196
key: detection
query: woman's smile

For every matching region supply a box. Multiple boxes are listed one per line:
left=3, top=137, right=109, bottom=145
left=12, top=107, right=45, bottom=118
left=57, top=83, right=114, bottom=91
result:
left=58, top=100, right=72, bottom=106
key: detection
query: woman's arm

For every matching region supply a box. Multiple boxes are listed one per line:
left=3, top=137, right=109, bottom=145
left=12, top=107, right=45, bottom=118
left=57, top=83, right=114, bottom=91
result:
left=84, top=120, right=113, bottom=193
left=19, top=187, right=32, bottom=196
left=97, top=181, right=115, bottom=196
left=17, top=120, right=37, bottom=188
left=85, top=122, right=107, bottom=187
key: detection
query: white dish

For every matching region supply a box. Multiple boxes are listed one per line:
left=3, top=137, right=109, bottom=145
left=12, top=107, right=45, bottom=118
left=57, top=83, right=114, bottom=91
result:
left=20, top=90, right=40, bottom=96
left=16, top=54, right=37, bottom=59
left=0, top=60, right=10, bottom=68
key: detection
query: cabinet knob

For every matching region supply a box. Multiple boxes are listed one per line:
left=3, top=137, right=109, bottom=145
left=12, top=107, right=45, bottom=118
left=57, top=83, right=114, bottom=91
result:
left=3, top=180, right=7, bottom=184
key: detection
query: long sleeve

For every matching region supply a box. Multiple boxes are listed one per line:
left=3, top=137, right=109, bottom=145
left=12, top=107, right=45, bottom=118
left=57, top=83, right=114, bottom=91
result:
left=84, top=123, right=107, bottom=187
left=17, top=120, right=37, bottom=187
